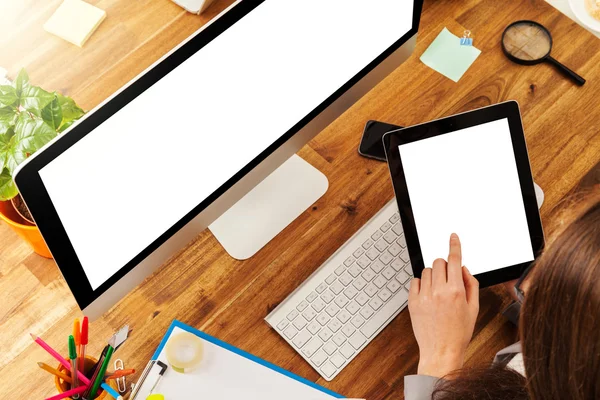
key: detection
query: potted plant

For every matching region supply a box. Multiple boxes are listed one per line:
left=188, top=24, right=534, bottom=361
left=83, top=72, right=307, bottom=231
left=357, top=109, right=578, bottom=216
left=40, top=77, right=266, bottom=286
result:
left=0, top=69, right=85, bottom=258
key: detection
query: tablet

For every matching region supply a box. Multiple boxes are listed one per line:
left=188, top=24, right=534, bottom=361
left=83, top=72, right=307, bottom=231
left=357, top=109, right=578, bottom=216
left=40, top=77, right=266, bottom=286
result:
left=383, top=101, right=544, bottom=287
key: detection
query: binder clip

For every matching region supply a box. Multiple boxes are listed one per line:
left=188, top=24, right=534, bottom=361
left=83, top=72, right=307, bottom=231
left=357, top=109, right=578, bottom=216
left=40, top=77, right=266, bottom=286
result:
left=460, top=30, right=473, bottom=46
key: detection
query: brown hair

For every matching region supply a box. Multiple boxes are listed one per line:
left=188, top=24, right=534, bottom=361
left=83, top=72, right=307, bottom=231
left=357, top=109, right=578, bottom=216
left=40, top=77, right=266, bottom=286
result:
left=432, top=191, right=600, bottom=400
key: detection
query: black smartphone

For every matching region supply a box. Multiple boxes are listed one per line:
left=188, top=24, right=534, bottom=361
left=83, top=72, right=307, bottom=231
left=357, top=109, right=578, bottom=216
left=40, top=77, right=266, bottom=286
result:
left=358, top=120, right=402, bottom=161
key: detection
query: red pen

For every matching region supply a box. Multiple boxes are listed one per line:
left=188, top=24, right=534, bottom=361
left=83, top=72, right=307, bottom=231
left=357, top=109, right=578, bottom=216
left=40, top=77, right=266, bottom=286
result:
left=80, top=316, right=88, bottom=373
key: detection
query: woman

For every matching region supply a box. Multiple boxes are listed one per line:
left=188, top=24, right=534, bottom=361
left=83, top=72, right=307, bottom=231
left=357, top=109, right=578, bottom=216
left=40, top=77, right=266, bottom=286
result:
left=405, top=192, right=600, bottom=399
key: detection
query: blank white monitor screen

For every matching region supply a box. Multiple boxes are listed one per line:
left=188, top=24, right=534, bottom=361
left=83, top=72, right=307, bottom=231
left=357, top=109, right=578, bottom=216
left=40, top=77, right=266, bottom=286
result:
left=398, top=118, right=534, bottom=275
left=39, top=0, right=414, bottom=290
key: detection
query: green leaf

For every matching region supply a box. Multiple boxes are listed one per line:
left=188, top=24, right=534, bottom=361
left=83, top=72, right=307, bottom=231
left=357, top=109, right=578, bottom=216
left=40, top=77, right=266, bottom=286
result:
left=0, top=107, right=17, bottom=136
left=0, top=85, right=18, bottom=107
left=3, top=113, right=56, bottom=173
left=57, top=93, right=85, bottom=130
left=41, top=95, right=63, bottom=131
left=0, top=167, right=18, bottom=201
left=19, top=85, right=55, bottom=116
left=14, top=69, right=29, bottom=98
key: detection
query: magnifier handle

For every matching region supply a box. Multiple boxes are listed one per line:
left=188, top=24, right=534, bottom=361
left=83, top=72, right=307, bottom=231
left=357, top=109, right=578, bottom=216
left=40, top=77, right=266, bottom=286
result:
left=547, top=56, right=586, bottom=86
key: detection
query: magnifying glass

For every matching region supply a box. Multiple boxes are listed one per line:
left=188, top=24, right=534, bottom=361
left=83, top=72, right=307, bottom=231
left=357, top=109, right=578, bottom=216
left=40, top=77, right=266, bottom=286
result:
left=502, top=20, right=585, bottom=86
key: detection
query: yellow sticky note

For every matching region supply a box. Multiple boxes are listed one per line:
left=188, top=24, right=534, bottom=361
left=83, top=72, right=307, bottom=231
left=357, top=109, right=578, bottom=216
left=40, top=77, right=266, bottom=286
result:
left=44, top=0, right=106, bottom=47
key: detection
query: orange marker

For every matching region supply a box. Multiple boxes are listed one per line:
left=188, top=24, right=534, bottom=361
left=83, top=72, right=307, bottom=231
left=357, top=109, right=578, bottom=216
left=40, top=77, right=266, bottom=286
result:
left=73, top=318, right=81, bottom=372
left=105, top=369, right=136, bottom=380
left=37, top=362, right=73, bottom=384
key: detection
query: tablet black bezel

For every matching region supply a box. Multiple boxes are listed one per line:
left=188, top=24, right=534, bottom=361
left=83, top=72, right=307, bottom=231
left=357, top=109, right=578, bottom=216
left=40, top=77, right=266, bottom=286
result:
left=383, top=101, right=544, bottom=288
left=14, top=0, right=424, bottom=309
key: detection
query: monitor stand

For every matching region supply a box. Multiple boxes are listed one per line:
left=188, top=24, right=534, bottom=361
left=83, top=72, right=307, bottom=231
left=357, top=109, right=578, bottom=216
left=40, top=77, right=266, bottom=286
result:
left=209, top=155, right=328, bottom=260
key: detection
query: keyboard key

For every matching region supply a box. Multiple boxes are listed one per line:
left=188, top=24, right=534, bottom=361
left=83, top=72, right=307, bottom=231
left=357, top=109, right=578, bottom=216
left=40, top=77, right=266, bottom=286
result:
left=380, top=252, right=394, bottom=265
left=374, top=275, right=387, bottom=288
left=405, top=263, right=413, bottom=276
left=378, top=288, right=392, bottom=302
left=349, top=331, right=367, bottom=350
left=344, top=256, right=355, bottom=267
left=317, top=313, right=331, bottom=326
left=382, top=266, right=396, bottom=280
left=335, top=265, right=346, bottom=276
left=307, top=291, right=318, bottom=302
left=312, top=298, right=326, bottom=312
left=339, top=272, right=353, bottom=286
left=374, top=240, right=388, bottom=252
left=365, top=247, right=380, bottom=261
left=351, top=315, right=365, bottom=328
left=388, top=243, right=402, bottom=257
left=392, top=223, right=403, bottom=236
left=293, top=316, right=308, bottom=330
left=342, top=324, right=356, bottom=337
left=399, top=250, right=410, bottom=263
left=369, top=297, right=383, bottom=311
left=387, top=280, right=401, bottom=293
left=330, top=280, right=344, bottom=295
left=356, top=255, right=371, bottom=269
left=297, top=300, right=309, bottom=312
left=360, top=306, right=374, bottom=320
left=348, top=264, right=362, bottom=278
left=330, top=352, right=346, bottom=368
left=383, top=230, right=397, bottom=244
left=362, top=238, right=374, bottom=249
left=364, top=283, right=378, bottom=297
left=340, top=343, right=355, bottom=359
left=302, top=337, right=323, bottom=357
left=352, top=277, right=367, bottom=290
left=326, top=274, right=337, bottom=285
left=302, top=308, right=317, bottom=321
left=320, top=361, right=337, bottom=378
left=396, top=271, right=410, bottom=284
left=391, top=258, right=404, bottom=272
left=346, top=301, right=360, bottom=315
left=362, top=268, right=376, bottom=282
left=343, top=286, right=358, bottom=300
left=321, top=289, right=335, bottom=304
left=356, top=292, right=369, bottom=306
left=371, top=260, right=384, bottom=273
left=361, top=289, right=409, bottom=338
left=311, top=349, right=328, bottom=367
left=277, top=319, right=289, bottom=330
left=328, top=318, right=342, bottom=332
left=371, top=230, right=383, bottom=241
left=389, top=213, right=400, bottom=224
left=323, top=342, right=337, bottom=356
left=397, top=235, right=407, bottom=248
left=307, top=321, right=321, bottom=335
left=316, top=282, right=328, bottom=294
left=380, top=221, right=392, bottom=232
left=334, top=295, right=349, bottom=308
left=337, top=310, right=351, bottom=324
left=332, top=333, right=347, bottom=346
left=318, top=328, right=333, bottom=342
left=353, top=248, right=365, bottom=258
left=287, top=310, right=299, bottom=321
left=284, top=326, right=298, bottom=339
left=325, top=304, right=340, bottom=317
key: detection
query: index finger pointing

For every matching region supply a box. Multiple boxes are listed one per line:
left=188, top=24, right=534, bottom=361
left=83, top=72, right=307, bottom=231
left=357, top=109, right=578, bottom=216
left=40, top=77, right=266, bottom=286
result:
left=447, top=233, right=463, bottom=284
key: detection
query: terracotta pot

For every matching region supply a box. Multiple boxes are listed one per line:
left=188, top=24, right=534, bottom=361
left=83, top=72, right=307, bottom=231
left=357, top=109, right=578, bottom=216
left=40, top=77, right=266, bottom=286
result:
left=0, top=200, right=52, bottom=258
left=55, top=356, right=119, bottom=400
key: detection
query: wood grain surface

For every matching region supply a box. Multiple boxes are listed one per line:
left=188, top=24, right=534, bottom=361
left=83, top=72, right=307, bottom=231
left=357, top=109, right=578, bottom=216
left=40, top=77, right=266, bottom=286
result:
left=1, top=0, right=599, bottom=398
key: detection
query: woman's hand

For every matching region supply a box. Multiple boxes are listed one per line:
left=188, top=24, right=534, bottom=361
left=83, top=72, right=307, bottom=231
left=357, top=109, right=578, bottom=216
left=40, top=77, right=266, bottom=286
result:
left=408, top=233, right=480, bottom=378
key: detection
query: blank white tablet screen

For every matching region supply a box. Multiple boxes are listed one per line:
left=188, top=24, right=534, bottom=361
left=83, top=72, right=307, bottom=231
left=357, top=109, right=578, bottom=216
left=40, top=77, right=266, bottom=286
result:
left=398, top=118, right=534, bottom=275
left=38, top=0, right=414, bottom=290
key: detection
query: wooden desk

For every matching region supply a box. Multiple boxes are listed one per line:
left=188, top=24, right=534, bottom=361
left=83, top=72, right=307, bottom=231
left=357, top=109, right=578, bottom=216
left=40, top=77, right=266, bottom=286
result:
left=1, top=0, right=599, bottom=398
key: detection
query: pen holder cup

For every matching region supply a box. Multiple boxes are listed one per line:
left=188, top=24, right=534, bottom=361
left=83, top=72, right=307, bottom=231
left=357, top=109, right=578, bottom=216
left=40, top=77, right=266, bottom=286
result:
left=55, top=356, right=118, bottom=399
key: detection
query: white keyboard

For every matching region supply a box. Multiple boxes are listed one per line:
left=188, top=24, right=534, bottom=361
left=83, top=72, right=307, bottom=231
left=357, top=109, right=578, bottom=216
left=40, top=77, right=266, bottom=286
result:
left=265, top=199, right=413, bottom=381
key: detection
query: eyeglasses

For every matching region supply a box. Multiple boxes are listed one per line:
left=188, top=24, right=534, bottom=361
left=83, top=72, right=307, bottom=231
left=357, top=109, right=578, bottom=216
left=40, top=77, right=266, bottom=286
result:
left=514, top=262, right=536, bottom=303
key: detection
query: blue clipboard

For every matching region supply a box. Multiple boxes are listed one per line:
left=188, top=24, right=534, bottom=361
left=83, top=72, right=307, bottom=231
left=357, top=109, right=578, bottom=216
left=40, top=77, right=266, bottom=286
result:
left=146, top=320, right=344, bottom=399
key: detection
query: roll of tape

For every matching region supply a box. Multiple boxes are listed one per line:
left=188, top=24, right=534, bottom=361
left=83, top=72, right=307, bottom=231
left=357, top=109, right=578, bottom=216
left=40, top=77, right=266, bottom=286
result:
left=165, top=332, right=204, bottom=373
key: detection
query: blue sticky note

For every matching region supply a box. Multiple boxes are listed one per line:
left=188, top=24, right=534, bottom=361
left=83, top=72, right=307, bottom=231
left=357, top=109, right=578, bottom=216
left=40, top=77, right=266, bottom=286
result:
left=420, top=27, right=481, bottom=82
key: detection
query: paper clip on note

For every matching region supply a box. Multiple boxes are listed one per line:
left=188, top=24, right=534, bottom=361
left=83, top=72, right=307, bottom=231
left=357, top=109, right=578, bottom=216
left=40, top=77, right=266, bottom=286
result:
left=460, top=30, right=473, bottom=46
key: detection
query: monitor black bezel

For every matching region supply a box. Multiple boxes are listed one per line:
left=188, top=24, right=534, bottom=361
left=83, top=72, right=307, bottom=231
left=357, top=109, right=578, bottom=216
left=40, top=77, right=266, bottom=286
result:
left=14, top=0, right=424, bottom=309
left=383, top=101, right=545, bottom=288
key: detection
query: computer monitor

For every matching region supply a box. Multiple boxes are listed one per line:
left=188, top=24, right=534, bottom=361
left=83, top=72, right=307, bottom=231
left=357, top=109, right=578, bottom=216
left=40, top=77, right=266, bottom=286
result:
left=15, top=0, right=423, bottom=319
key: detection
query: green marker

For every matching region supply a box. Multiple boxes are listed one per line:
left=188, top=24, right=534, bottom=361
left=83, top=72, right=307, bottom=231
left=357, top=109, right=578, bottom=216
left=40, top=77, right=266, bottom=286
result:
left=88, top=345, right=114, bottom=400
left=68, top=335, right=80, bottom=399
